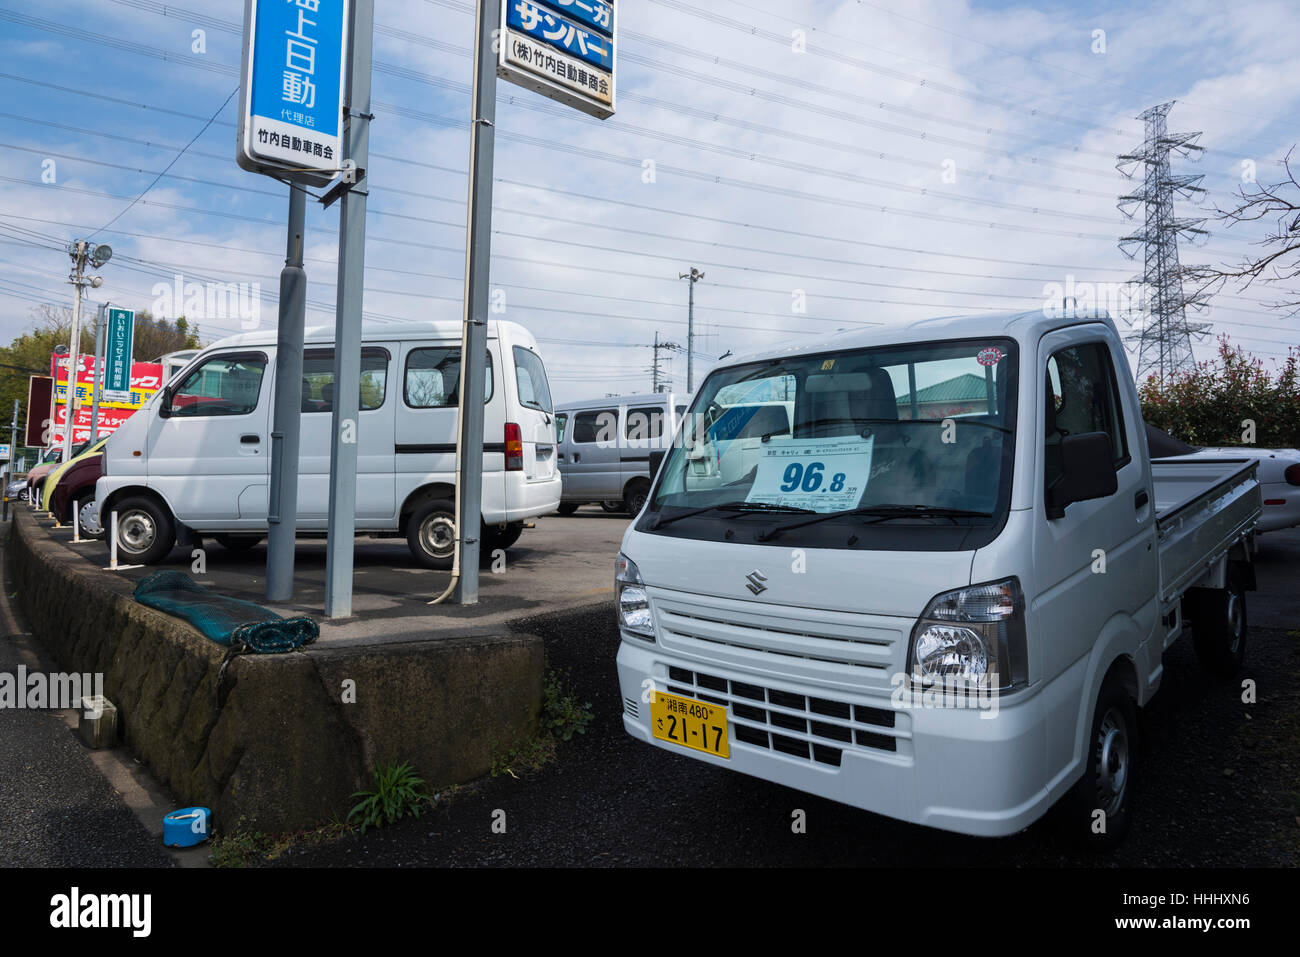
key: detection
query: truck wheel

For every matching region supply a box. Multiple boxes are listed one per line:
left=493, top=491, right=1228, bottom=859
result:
left=214, top=534, right=263, bottom=552
left=1190, top=582, right=1247, bottom=679
left=557, top=502, right=580, bottom=516
left=406, top=498, right=456, bottom=570
left=113, top=496, right=176, bottom=565
left=623, top=481, right=649, bottom=516
left=483, top=523, right=523, bottom=553
left=1062, top=674, right=1137, bottom=850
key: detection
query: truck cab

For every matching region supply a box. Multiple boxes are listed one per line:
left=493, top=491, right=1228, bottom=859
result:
left=615, top=310, right=1260, bottom=845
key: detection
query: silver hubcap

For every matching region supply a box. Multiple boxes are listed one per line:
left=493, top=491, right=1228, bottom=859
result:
left=79, top=501, right=100, bottom=536
left=119, top=509, right=156, bottom=553
left=1095, top=706, right=1130, bottom=816
left=420, top=513, right=456, bottom=559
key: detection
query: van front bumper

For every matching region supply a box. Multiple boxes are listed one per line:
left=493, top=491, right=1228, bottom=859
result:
left=617, top=636, right=1070, bottom=838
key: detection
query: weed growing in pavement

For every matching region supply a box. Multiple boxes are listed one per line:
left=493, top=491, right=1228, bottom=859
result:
left=491, top=669, right=593, bottom=777
left=348, top=761, right=431, bottom=833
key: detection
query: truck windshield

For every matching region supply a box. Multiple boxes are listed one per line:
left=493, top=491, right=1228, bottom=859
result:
left=645, top=337, right=1019, bottom=549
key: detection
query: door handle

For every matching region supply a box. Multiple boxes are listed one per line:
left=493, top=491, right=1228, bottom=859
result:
left=1135, top=488, right=1149, bottom=510
left=572, top=452, right=580, bottom=462
left=241, top=434, right=261, bottom=444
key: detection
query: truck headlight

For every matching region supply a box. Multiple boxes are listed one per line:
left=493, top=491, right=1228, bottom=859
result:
left=907, top=577, right=1027, bottom=691
left=615, top=552, right=654, bottom=641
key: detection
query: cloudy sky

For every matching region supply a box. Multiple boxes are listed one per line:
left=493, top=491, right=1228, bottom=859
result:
left=1, top=0, right=1297, bottom=402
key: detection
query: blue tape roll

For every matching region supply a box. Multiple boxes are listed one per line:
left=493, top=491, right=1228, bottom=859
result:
left=163, top=807, right=211, bottom=847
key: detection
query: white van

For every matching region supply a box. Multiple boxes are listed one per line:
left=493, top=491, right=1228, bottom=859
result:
left=616, top=310, right=1261, bottom=846
left=555, top=392, right=689, bottom=515
left=95, top=319, right=560, bottom=568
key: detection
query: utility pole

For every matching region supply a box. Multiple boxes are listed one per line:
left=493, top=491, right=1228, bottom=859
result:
left=324, top=0, right=375, bottom=619
left=649, top=332, right=681, bottom=393
left=678, top=267, right=704, bottom=392
left=1118, top=101, right=1210, bottom=383
left=452, top=0, right=499, bottom=606
left=267, top=184, right=308, bottom=602
left=89, top=301, right=107, bottom=444
left=62, top=240, right=111, bottom=459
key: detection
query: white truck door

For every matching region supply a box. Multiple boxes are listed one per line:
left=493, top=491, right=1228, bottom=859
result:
left=1032, top=331, right=1159, bottom=687
left=147, top=350, right=272, bottom=526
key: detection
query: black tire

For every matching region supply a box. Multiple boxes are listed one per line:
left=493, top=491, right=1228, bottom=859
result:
left=113, top=496, right=176, bottom=565
left=1190, top=581, right=1248, bottom=678
left=623, top=481, right=650, bottom=516
left=599, top=500, right=624, bottom=513
left=214, top=534, right=264, bottom=552
left=557, top=502, right=580, bottom=516
left=406, top=498, right=457, bottom=570
left=483, top=523, right=524, bottom=553
left=1061, top=674, right=1137, bottom=850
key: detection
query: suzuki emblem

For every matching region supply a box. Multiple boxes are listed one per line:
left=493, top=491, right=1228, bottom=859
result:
left=745, top=570, right=768, bottom=595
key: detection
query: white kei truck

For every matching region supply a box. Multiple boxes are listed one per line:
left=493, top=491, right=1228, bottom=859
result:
left=615, top=310, right=1261, bottom=846
left=94, top=319, right=560, bottom=568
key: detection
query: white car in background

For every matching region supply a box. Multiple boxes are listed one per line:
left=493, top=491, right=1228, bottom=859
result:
left=1146, top=423, right=1300, bottom=532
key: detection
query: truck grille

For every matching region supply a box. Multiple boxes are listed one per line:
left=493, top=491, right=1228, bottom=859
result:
left=665, top=666, right=908, bottom=768
left=650, top=588, right=906, bottom=691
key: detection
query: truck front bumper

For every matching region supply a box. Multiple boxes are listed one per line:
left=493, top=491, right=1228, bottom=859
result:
left=617, top=636, right=1071, bottom=838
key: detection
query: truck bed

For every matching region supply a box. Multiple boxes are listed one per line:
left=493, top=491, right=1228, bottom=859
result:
left=1152, top=458, right=1261, bottom=603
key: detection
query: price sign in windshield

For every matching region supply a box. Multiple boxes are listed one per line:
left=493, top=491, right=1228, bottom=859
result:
left=746, top=438, right=873, bottom=513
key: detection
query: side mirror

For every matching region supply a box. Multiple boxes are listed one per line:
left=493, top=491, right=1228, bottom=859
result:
left=1047, top=431, right=1118, bottom=519
left=648, top=450, right=666, bottom=479
left=157, top=388, right=173, bottom=418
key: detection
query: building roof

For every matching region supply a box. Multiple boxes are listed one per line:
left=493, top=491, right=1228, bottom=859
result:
left=898, top=372, right=989, bottom=404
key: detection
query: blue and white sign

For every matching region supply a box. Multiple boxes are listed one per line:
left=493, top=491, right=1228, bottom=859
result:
left=237, top=0, right=351, bottom=184
left=103, top=307, right=135, bottom=402
left=0, top=444, right=10, bottom=462
left=746, top=438, right=873, bottom=513
left=500, top=0, right=616, bottom=120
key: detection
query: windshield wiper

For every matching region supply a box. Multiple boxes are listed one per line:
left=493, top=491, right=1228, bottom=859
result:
left=756, top=503, right=993, bottom=541
left=647, top=500, right=816, bottom=530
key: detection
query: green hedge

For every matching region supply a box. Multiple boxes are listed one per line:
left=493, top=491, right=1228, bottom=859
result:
left=1138, top=338, right=1300, bottom=449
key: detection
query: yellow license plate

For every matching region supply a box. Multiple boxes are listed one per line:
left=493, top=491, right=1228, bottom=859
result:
left=651, top=691, right=729, bottom=758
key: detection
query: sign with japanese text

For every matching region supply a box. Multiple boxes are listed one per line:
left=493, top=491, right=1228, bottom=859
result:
left=499, top=0, right=616, bottom=120
left=104, top=307, right=135, bottom=402
left=746, top=438, right=874, bottom=513
left=48, top=355, right=165, bottom=447
left=237, top=0, right=351, bottom=184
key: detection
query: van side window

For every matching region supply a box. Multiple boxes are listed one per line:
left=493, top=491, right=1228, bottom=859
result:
left=404, top=348, right=493, bottom=409
left=168, top=354, right=266, bottom=417
left=556, top=414, right=568, bottom=443
left=1045, top=342, right=1129, bottom=490
left=301, top=348, right=389, bottom=413
left=625, top=406, right=664, bottom=442
left=512, top=346, right=554, bottom=414
left=572, top=410, right=618, bottom=444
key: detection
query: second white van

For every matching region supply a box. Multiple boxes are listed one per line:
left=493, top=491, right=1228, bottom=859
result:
left=95, top=319, right=560, bottom=568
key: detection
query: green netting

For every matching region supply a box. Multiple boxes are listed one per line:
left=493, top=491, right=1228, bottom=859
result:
left=133, top=571, right=318, bottom=653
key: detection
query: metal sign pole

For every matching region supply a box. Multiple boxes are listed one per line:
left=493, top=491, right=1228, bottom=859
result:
left=324, top=0, right=373, bottom=619
left=267, top=184, right=308, bottom=601
left=453, top=0, right=500, bottom=605
left=89, top=301, right=106, bottom=444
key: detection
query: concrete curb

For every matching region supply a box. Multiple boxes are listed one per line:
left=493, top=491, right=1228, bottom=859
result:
left=9, top=509, right=544, bottom=832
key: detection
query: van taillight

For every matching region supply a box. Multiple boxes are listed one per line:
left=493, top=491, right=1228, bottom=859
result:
left=505, top=423, right=524, bottom=471
left=1285, top=464, right=1300, bottom=486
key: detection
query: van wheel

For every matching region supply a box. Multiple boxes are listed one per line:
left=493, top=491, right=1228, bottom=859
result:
left=557, top=502, right=580, bottom=516
left=1061, top=674, right=1137, bottom=850
left=1190, top=581, right=1247, bottom=679
left=114, top=496, right=176, bottom=565
left=623, top=481, right=650, bottom=516
left=600, top=501, right=624, bottom=513
left=214, top=534, right=263, bottom=552
left=483, top=523, right=524, bottom=553
left=407, top=499, right=457, bottom=570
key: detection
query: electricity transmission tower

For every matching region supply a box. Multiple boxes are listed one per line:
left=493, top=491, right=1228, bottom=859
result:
left=1117, top=101, right=1211, bottom=383
left=648, top=331, right=682, bottom=393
